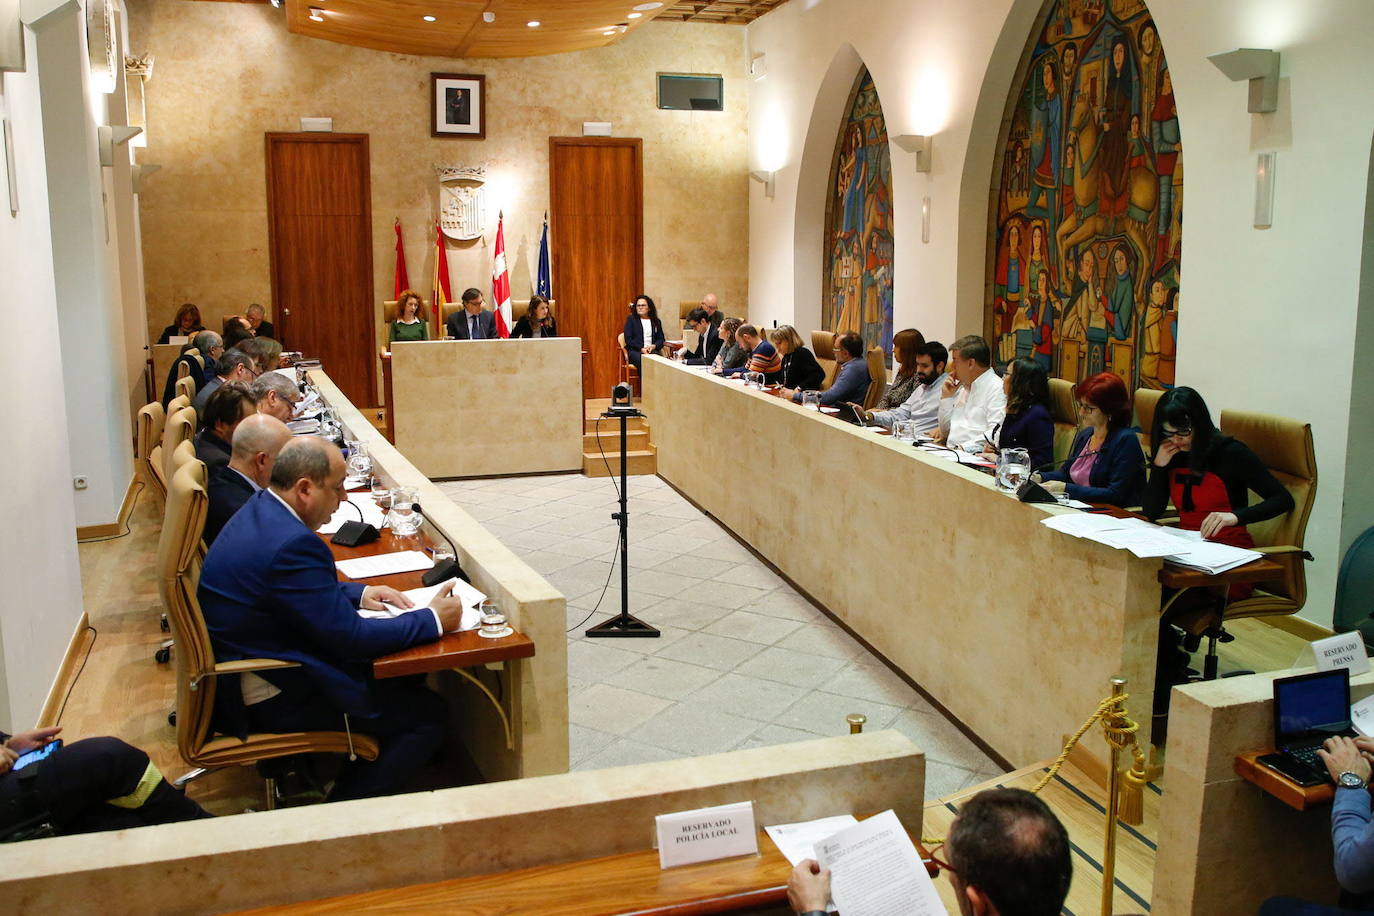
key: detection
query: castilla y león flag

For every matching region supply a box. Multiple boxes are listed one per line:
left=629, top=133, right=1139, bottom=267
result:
left=491, top=211, right=512, bottom=339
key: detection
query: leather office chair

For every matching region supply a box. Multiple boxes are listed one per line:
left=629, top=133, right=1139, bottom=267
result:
left=1048, top=378, right=1079, bottom=464
left=170, top=438, right=200, bottom=480
left=1181, top=410, right=1317, bottom=678
left=162, top=407, right=197, bottom=485
left=158, top=461, right=378, bottom=807
left=861, top=347, right=888, bottom=410
left=174, top=373, right=197, bottom=403
left=167, top=393, right=192, bottom=417
left=137, top=401, right=167, bottom=499
left=175, top=357, right=192, bottom=381
left=811, top=331, right=838, bottom=389
left=678, top=300, right=697, bottom=327
left=1133, top=388, right=1163, bottom=456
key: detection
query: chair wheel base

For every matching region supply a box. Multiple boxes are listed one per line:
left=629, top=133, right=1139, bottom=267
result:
left=155, top=647, right=171, bottom=664
left=168, top=710, right=176, bottom=726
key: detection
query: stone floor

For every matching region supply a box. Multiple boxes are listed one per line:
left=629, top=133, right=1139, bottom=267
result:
left=434, top=472, right=1003, bottom=798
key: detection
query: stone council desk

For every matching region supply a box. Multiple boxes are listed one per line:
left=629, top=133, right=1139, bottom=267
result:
left=388, top=338, right=583, bottom=478
left=642, top=357, right=1161, bottom=769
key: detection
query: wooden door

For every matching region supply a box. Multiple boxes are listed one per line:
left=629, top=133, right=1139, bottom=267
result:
left=549, top=137, right=643, bottom=400
left=265, top=133, right=376, bottom=406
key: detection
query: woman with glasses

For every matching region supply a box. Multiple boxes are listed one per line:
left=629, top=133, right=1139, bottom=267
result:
left=1038, top=371, right=1145, bottom=506
left=983, top=357, right=1054, bottom=470
left=1144, top=386, right=1294, bottom=720
left=1142, top=386, right=1293, bottom=545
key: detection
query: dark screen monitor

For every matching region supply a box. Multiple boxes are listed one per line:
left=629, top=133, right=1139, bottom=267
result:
left=1274, top=669, right=1352, bottom=743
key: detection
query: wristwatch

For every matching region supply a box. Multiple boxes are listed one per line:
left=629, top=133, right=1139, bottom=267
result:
left=1338, top=771, right=1368, bottom=790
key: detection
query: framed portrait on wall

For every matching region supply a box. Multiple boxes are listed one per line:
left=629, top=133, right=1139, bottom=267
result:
left=431, top=73, right=485, bottom=139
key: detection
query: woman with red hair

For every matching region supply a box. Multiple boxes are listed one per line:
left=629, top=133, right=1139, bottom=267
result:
left=1039, top=372, right=1145, bottom=506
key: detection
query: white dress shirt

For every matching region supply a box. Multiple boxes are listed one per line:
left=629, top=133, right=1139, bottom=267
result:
left=640, top=318, right=654, bottom=348
left=937, top=368, right=1007, bottom=452
left=874, top=372, right=947, bottom=431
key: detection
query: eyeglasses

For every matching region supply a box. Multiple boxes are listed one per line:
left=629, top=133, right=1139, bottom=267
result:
left=924, top=843, right=956, bottom=879
left=1161, top=424, right=1193, bottom=438
left=1077, top=402, right=1100, bottom=414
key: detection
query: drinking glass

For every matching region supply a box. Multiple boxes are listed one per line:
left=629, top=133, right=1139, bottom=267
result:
left=347, top=444, right=372, bottom=480
left=478, top=599, right=511, bottom=639
left=996, top=447, right=1031, bottom=491
left=745, top=371, right=765, bottom=389
left=370, top=475, right=391, bottom=506
left=894, top=420, right=915, bottom=443
left=801, top=390, right=821, bottom=411
left=388, top=485, right=420, bottom=535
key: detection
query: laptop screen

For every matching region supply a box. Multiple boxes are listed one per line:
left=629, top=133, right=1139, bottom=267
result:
left=1275, top=670, right=1352, bottom=742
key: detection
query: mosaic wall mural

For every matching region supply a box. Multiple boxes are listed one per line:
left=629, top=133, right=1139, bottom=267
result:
left=989, top=0, right=1182, bottom=389
left=824, top=68, right=894, bottom=361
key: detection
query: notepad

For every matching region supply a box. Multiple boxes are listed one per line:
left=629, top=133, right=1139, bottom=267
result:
left=336, top=550, right=433, bottom=579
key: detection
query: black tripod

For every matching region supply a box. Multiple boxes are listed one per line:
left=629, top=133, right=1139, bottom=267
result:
left=586, top=388, right=659, bottom=639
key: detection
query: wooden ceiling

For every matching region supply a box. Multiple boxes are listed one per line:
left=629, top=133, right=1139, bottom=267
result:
left=192, top=0, right=791, bottom=57
left=661, top=0, right=790, bottom=25
left=282, top=0, right=671, bottom=58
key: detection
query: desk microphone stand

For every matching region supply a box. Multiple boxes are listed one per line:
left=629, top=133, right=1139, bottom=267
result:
left=586, top=388, right=660, bottom=639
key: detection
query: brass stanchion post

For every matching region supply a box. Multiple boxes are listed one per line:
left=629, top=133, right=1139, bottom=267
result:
left=1100, top=677, right=1127, bottom=916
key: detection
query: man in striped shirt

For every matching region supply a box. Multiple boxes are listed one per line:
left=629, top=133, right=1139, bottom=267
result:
left=724, top=324, right=783, bottom=383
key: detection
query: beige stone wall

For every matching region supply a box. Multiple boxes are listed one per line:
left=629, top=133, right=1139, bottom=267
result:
left=128, top=0, right=749, bottom=401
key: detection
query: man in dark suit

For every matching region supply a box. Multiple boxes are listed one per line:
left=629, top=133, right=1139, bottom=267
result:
left=161, top=330, right=223, bottom=408
left=445, top=287, right=496, bottom=340
left=192, top=348, right=258, bottom=417
left=199, top=436, right=465, bottom=800
left=194, top=382, right=255, bottom=471
left=204, top=414, right=290, bottom=545
left=246, top=303, right=275, bottom=341
left=680, top=308, right=722, bottom=366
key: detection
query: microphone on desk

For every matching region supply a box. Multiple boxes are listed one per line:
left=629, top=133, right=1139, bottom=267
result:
left=1017, top=460, right=1068, bottom=504
left=331, top=500, right=381, bottom=547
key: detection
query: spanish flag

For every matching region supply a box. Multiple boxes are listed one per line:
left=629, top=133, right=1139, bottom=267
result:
left=431, top=221, right=452, bottom=333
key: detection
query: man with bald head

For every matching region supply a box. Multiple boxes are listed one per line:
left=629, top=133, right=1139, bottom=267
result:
left=697, top=293, right=725, bottom=334
left=203, top=414, right=290, bottom=546
left=199, top=437, right=466, bottom=800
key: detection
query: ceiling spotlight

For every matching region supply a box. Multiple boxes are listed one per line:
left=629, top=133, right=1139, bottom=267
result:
left=527, top=20, right=540, bottom=27
left=308, top=6, right=324, bottom=21
left=482, top=11, right=495, bottom=23
left=423, top=14, right=436, bottom=21
left=603, top=29, right=615, bottom=35
left=627, top=11, right=642, bottom=18
left=632, top=2, right=663, bottom=9
left=268, top=0, right=282, bottom=8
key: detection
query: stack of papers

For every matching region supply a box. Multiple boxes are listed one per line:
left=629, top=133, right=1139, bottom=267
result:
left=1040, top=513, right=1261, bottom=571
left=357, top=579, right=487, bottom=631
left=318, top=493, right=387, bottom=535
left=287, top=418, right=321, bottom=435
left=335, top=550, right=433, bottom=579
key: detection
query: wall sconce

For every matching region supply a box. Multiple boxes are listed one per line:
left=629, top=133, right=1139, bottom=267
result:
left=750, top=170, right=775, bottom=199
left=1207, top=48, right=1280, bottom=113
left=892, top=134, right=932, bottom=172
left=921, top=196, right=931, bottom=244
left=1254, top=152, right=1276, bottom=229
left=133, top=163, right=161, bottom=194
left=98, top=125, right=142, bottom=167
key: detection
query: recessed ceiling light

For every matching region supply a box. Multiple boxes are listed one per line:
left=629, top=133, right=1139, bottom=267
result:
left=308, top=6, right=324, bottom=21
left=628, top=11, right=642, bottom=18
left=602, top=29, right=615, bottom=35
left=422, top=14, right=436, bottom=21
left=527, top=20, right=540, bottom=27
left=632, top=2, right=662, bottom=10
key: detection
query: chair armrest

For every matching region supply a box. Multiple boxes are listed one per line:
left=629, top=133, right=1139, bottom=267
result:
left=212, top=659, right=301, bottom=675
left=1253, top=544, right=1312, bottom=559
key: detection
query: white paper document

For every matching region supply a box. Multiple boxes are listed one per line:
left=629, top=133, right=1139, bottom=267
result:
left=1039, top=513, right=1262, bottom=571
left=765, top=815, right=858, bottom=865
left=287, top=418, right=321, bottom=435
left=336, top=550, right=433, bottom=579
left=815, top=810, right=945, bottom=916
left=357, top=580, right=486, bottom=631
left=318, top=493, right=387, bottom=535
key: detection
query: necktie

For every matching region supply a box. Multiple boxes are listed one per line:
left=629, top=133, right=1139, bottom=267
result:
left=470, top=315, right=480, bottom=339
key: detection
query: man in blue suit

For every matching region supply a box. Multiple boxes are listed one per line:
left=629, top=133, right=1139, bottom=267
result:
left=199, top=436, right=464, bottom=800
left=444, top=288, right=497, bottom=340
left=204, top=414, right=290, bottom=546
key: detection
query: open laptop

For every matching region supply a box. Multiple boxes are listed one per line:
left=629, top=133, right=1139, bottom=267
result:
left=1269, top=669, right=1358, bottom=782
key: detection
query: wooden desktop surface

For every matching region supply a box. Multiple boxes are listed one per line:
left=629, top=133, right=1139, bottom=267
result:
left=1234, top=749, right=1335, bottom=811
left=236, top=824, right=936, bottom=915
left=322, top=513, right=534, bottom=679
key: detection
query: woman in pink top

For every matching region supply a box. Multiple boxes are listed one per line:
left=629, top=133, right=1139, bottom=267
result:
left=1038, top=372, right=1145, bottom=507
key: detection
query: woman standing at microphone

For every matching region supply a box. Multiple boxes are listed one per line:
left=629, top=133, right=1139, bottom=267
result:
left=1039, top=371, right=1145, bottom=507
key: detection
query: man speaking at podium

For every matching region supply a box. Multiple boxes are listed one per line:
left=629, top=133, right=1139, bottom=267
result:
left=446, top=288, right=497, bottom=340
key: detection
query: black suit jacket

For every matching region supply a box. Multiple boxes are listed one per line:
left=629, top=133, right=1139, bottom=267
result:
left=255, top=320, right=276, bottom=340
left=161, top=353, right=201, bottom=408
left=684, top=328, right=723, bottom=365
left=781, top=347, right=825, bottom=390
left=446, top=309, right=497, bottom=340
left=511, top=316, right=558, bottom=338
left=204, top=465, right=257, bottom=546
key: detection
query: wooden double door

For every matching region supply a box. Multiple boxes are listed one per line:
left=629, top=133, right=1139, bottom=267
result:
left=549, top=137, right=644, bottom=400
left=265, top=133, right=376, bottom=406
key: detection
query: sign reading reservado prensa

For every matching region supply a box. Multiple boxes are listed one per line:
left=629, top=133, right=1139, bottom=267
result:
left=655, top=801, right=759, bottom=869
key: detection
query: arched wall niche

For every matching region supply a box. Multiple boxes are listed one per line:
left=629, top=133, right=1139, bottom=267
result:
left=791, top=42, right=865, bottom=339
left=820, top=67, right=895, bottom=358
left=981, top=0, right=1183, bottom=389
